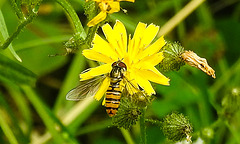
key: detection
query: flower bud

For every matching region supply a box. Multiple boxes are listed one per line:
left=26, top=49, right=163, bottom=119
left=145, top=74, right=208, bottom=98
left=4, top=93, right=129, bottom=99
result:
left=222, top=87, right=240, bottom=117
left=159, top=42, right=185, bottom=72
left=112, top=97, right=141, bottom=129
left=161, top=112, right=193, bottom=142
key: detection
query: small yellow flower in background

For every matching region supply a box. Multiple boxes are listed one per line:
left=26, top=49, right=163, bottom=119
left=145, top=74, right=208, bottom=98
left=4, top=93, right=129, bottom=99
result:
left=86, top=0, right=134, bottom=27
left=81, top=20, right=170, bottom=101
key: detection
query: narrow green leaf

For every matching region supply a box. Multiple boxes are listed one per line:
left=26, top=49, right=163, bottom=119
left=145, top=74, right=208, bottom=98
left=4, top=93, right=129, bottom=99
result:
left=0, top=10, right=22, bottom=62
left=0, top=53, right=37, bottom=86
left=0, top=113, right=18, bottom=144
left=21, top=86, right=80, bottom=144
left=6, top=85, right=33, bottom=137
left=0, top=92, right=29, bottom=144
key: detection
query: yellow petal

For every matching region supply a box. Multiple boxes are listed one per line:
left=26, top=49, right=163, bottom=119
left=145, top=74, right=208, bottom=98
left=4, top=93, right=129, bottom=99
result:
left=91, top=34, right=119, bottom=60
left=138, top=36, right=166, bottom=59
left=133, top=68, right=155, bottom=95
left=129, top=22, right=147, bottom=58
left=138, top=68, right=170, bottom=86
left=113, top=20, right=127, bottom=56
left=94, top=77, right=110, bottom=101
left=102, top=97, right=106, bottom=105
left=118, top=0, right=135, bottom=2
left=80, top=63, right=112, bottom=81
left=107, top=2, right=120, bottom=14
left=141, top=24, right=159, bottom=48
left=102, top=23, right=123, bottom=58
left=87, top=11, right=107, bottom=27
left=136, top=52, right=164, bottom=69
left=82, top=49, right=114, bottom=63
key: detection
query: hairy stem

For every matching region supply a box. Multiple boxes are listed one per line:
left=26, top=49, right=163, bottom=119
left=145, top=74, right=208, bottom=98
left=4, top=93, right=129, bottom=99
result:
left=140, top=108, right=146, bottom=144
left=121, top=128, right=135, bottom=144
left=1, top=12, right=37, bottom=50
left=55, top=0, right=86, bottom=39
left=10, top=0, right=24, bottom=20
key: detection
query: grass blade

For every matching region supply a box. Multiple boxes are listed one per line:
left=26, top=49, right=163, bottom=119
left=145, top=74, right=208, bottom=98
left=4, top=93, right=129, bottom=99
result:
left=0, top=53, right=37, bottom=86
left=21, top=86, right=79, bottom=144
left=0, top=10, right=22, bottom=62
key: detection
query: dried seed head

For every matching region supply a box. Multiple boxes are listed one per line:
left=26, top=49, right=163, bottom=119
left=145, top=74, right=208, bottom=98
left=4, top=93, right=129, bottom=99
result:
left=181, top=50, right=216, bottom=78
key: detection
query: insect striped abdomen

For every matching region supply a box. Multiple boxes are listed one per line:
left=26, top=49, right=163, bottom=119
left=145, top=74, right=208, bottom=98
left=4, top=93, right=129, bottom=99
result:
left=105, top=84, right=121, bottom=117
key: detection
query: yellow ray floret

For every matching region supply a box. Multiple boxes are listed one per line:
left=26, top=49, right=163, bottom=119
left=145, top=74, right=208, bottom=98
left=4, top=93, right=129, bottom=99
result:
left=80, top=64, right=112, bottom=81
left=86, top=0, right=135, bottom=27
left=94, top=77, right=110, bottom=100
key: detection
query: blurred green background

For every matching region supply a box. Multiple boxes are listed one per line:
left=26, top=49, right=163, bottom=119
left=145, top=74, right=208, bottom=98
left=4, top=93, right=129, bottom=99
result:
left=0, top=0, right=240, bottom=143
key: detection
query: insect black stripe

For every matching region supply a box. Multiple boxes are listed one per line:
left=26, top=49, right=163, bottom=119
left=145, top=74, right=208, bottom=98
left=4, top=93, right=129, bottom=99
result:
left=105, top=98, right=120, bottom=101
left=105, top=107, right=118, bottom=110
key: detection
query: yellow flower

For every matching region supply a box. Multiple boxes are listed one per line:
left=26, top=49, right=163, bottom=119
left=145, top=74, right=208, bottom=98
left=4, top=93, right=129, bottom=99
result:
left=81, top=20, right=170, bottom=100
left=86, top=0, right=134, bottom=27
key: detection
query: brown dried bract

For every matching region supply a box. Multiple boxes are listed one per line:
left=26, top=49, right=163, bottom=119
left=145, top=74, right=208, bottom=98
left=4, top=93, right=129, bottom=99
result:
left=181, top=51, right=216, bottom=78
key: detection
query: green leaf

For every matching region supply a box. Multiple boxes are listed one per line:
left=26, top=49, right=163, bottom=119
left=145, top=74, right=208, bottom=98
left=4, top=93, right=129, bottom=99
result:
left=0, top=53, right=37, bottom=86
left=0, top=92, right=29, bottom=144
left=0, top=10, right=22, bottom=62
left=21, top=86, right=80, bottom=144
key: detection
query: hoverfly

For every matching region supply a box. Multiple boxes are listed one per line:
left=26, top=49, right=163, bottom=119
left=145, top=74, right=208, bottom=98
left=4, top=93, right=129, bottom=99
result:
left=66, top=60, right=147, bottom=117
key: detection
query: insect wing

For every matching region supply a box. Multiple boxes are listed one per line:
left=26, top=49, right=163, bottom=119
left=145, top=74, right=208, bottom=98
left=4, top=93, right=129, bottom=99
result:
left=122, top=77, right=146, bottom=98
left=66, top=75, right=107, bottom=101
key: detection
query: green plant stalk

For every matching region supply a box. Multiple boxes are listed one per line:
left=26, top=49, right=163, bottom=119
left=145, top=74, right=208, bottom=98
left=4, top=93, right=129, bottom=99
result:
left=77, top=120, right=112, bottom=135
left=1, top=12, right=37, bottom=50
left=0, top=90, right=29, bottom=143
left=22, top=86, right=79, bottom=144
left=140, top=108, right=146, bottom=144
left=53, top=51, right=86, bottom=113
left=145, top=119, right=162, bottom=126
left=225, top=120, right=240, bottom=143
left=211, top=58, right=240, bottom=94
left=7, top=86, right=32, bottom=136
left=196, top=3, right=214, bottom=30
left=0, top=111, right=18, bottom=144
left=158, top=0, right=205, bottom=36
left=173, top=0, right=185, bottom=40
left=209, top=58, right=240, bottom=113
left=53, top=0, right=88, bottom=113
left=15, top=35, right=71, bottom=51
left=85, top=24, right=99, bottom=46
left=55, top=0, right=86, bottom=39
left=33, top=98, right=98, bottom=144
left=10, top=0, right=24, bottom=20
left=0, top=10, right=22, bottom=62
left=120, top=128, right=135, bottom=144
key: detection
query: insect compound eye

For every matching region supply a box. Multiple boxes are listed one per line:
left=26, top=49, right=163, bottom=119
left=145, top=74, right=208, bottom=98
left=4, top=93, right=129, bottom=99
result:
left=112, top=61, right=117, bottom=67
left=118, top=62, right=127, bottom=70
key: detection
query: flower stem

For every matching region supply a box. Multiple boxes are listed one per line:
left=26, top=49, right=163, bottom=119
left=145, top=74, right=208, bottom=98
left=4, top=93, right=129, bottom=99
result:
left=120, top=128, right=135, bottom=144
left=158, top=0, right=205, bottom=36
left=225, top=120, right=240, bottom=143
left=140, top=108, right=146, bottom=144
left=55, top=0, right=86, bottom=39
left=10, top=0, right=24, bottom=20
left=1, top=12, right=37, bottom=50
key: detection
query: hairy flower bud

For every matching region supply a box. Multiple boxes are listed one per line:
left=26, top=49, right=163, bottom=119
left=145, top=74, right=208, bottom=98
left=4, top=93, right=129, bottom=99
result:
left=159, top=42, right=185, bottom=72
left=162, top=112, right=193, bottom=142
left=112, top=97, right=141, bottom=129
